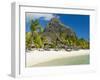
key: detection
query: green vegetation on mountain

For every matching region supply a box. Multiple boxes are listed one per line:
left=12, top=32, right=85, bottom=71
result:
left=26, top=18, right=89, bottom=50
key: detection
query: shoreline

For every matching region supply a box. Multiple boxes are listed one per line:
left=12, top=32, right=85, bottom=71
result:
left=26, top=49, right=89, bottom=67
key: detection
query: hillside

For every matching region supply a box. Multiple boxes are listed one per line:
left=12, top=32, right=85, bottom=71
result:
left=26, top=18, right=89, bottom=49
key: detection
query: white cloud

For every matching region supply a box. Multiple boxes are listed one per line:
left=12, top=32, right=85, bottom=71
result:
left=26, top=13, right=60, bottom=21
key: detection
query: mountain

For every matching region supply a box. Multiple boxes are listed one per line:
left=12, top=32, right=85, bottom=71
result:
left=26, top=18, right=89, bottom=49
left=41, top=18, right=76, bottom=42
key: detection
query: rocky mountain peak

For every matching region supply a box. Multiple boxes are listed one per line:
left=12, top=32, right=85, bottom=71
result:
left=42, top=18, right=76, bottom=42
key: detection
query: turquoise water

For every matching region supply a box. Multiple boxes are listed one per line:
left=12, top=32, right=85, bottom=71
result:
left=32, top=54, right=90, bottom=67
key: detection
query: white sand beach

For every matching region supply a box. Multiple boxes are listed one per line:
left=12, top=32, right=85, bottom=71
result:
left=26, top=49, right=89, bottom=67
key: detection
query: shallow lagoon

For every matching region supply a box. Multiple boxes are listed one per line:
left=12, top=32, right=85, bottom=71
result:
left=32, top=54, right=90, bottom=67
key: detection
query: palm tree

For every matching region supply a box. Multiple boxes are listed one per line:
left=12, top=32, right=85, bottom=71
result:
left=30, top=19, right=43, bottom=48
left=77, top=38, right=89, bottom=49
left=30, top=19, right=39, bottom=36
left=26, top=32, right=32, bottom=50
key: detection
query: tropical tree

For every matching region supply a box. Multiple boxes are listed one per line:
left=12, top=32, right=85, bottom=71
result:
left=33, top=31, right=43, bottom=48
left=26, top=32, right=32, bottom=50
left=70, top=36, right=77, bottom=47
left=30, top=19, right=39, bottom=45
left=30, top=19, right=43, bottom=49
left=77, top=38, right=89, bottom=49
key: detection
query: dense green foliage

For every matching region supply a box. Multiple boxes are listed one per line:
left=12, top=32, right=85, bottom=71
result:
left=26, top=32, right=32, bottom=50
left=26, top=18, right=89, bottom=50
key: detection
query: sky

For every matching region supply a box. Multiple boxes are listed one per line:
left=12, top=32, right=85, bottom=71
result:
left=26, top=13, right=90, bottom=41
